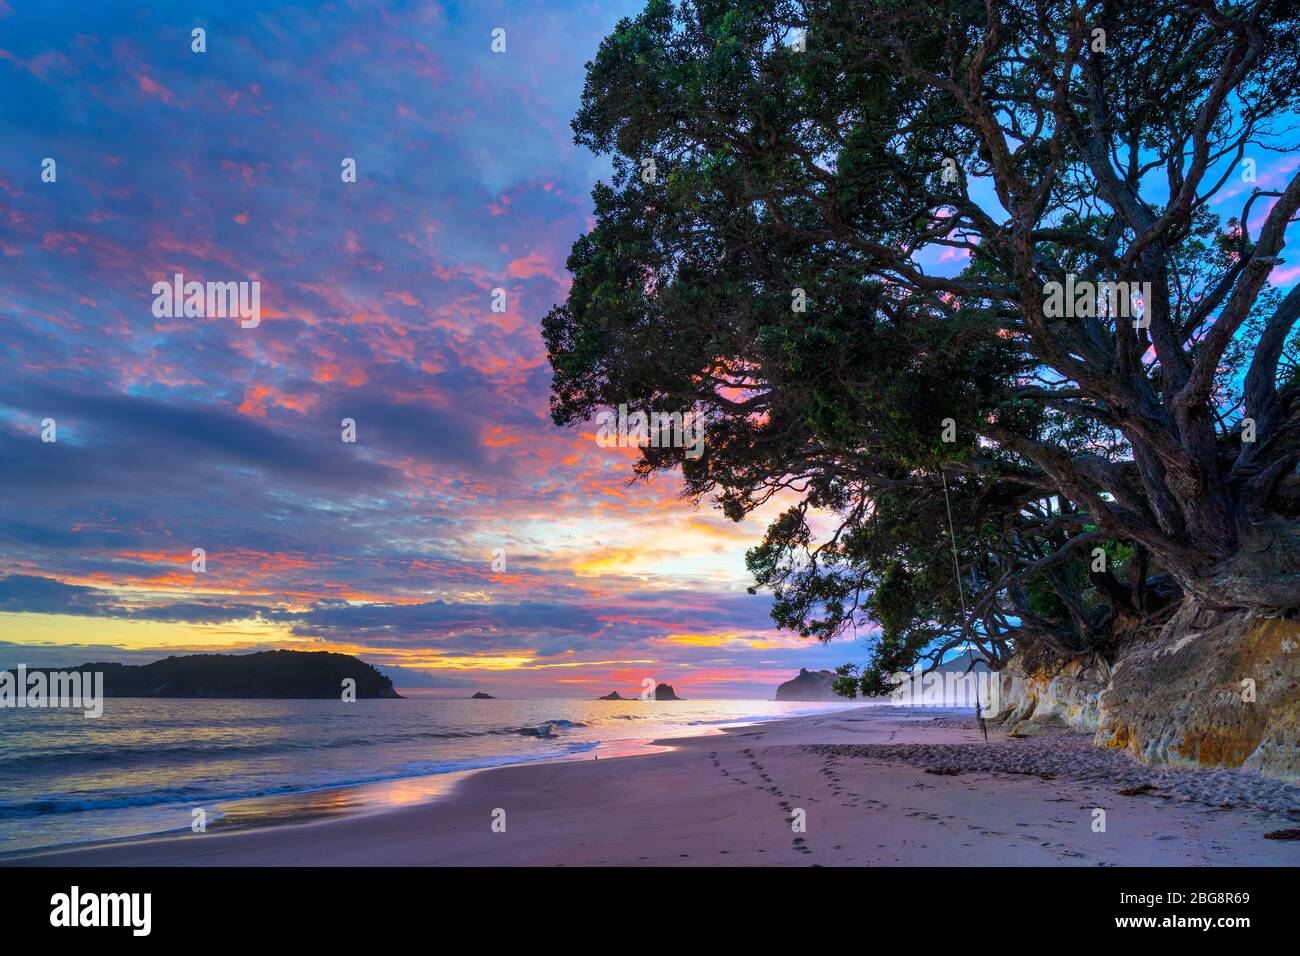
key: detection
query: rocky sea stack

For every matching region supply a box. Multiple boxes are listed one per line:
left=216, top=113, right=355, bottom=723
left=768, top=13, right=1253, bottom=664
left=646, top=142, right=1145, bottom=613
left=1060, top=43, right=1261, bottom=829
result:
left=597, top=691, right=625, bottom=700
left=653, top=683, right=682, bottom=700
left=470, top=691, right=496, bottom=699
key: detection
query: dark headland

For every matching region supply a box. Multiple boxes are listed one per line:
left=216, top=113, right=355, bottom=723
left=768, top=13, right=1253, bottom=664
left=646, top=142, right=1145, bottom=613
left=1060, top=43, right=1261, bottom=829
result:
left=774, top=668, right=842, bottom=702
left=10, top=650, right=401, bottom=699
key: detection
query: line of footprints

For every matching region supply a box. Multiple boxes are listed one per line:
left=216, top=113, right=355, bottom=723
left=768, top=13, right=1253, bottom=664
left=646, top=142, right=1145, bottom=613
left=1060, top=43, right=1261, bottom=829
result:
left=703, top=744, right=1095, bottom=863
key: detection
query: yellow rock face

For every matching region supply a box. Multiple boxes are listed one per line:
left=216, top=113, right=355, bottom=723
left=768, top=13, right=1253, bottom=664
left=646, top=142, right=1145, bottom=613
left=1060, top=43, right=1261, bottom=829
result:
left=1095, top=603, right=1300, bottom=781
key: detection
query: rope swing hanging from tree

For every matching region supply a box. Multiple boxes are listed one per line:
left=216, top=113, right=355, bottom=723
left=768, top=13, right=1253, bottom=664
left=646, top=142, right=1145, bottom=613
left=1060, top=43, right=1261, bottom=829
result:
left=941, top=469, right=989, bottom=744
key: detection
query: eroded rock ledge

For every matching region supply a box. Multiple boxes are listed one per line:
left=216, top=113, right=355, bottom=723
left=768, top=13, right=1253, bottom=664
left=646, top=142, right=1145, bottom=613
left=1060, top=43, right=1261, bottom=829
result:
left=990, top=602, right=1300, bottom=781
left=991, top=653, right=1108, bottom=737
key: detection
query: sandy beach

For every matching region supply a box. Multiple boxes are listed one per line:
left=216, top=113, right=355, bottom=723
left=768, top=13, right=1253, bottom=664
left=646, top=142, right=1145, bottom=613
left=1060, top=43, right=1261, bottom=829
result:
left=6, top=707, right=1298, bottom=867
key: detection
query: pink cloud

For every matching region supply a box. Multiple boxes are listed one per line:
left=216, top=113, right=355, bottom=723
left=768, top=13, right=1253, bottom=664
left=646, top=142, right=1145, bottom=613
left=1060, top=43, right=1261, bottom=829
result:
left=136, top=72, right=175, bottom=104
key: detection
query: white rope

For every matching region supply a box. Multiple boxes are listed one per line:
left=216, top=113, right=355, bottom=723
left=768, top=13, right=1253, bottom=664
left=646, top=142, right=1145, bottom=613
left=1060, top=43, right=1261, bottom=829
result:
left=940, top=469, right=969, bottom=629
left=940, top=468, right=988, bottom=742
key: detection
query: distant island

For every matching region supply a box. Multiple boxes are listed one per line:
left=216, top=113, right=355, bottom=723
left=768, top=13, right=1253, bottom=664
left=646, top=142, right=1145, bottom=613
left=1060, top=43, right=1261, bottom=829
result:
left=597, top=690, right=625, bottom=700
left=775, top=668, right=843, bottom=702
left=471, top=691, right=496, bottom=699
left=653, top=683, right=682, bottom=700
left=13, top=650, right=401, bottom=699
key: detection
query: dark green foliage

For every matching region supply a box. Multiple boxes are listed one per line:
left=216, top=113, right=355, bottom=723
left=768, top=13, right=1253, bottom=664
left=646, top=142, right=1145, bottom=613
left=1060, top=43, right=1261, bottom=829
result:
left=548, top=0, right=1300, bottom=689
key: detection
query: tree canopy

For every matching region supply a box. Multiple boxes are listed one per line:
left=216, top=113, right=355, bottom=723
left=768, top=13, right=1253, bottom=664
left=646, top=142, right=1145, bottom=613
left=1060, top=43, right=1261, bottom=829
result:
left=545, top=0, right=1300, bottom=692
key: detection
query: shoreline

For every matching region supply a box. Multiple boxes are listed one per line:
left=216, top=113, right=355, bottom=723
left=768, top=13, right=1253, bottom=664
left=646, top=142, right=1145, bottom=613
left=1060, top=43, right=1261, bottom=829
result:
left=5, top=706, right=1298, bottom=866
left=0, top=701, right=859, bottom=857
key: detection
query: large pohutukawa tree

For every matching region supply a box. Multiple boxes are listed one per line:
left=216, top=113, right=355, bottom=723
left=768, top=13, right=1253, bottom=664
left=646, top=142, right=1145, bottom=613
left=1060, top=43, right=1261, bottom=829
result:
left=545, top=0, right=1300, bottom=687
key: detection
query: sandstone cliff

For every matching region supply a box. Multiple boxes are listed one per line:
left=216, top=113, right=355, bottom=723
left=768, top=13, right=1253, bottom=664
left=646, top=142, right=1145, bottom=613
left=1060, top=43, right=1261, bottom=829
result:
left=990, top=602, right=1299, bottom=780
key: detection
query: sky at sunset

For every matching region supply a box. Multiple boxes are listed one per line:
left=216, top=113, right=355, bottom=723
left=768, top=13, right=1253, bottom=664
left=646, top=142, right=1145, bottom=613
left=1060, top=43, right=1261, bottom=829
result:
left=4, top=2, right=1298, bottom=699
left=0, top=0, right=868, bottom=698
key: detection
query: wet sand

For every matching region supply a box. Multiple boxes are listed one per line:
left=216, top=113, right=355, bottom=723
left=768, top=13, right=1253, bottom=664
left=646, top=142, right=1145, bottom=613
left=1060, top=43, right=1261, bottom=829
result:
left=6, top=707, right=1299, bottom=866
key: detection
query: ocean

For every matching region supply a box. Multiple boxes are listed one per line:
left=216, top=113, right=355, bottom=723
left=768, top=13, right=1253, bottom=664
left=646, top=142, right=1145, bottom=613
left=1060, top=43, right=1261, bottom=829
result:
left=0, top=695, right=863, bottom=853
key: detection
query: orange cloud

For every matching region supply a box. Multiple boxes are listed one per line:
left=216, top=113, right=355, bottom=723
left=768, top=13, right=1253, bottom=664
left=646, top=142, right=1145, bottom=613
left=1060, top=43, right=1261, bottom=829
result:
left=507, top=254, right=551, bottom=279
